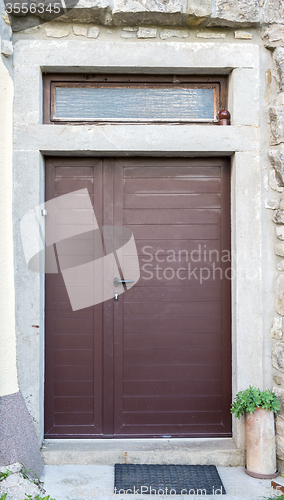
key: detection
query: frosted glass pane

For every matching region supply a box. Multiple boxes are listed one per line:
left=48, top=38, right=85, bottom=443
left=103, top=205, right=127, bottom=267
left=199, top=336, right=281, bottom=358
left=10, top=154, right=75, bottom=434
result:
left=55, top=87, right=215, bottom=121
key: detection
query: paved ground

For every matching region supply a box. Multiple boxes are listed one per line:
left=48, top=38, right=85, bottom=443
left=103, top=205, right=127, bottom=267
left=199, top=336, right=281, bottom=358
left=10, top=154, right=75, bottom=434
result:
left=42, top=465, right=284, bottom=500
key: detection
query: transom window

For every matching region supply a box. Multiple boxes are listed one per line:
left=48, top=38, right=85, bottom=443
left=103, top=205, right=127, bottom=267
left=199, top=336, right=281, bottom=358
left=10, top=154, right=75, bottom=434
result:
left=43, top=74, right=228, bottom=125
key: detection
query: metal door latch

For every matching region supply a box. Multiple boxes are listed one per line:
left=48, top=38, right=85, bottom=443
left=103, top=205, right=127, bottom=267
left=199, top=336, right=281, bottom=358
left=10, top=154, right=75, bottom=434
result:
left=41, top=209, right=47, bottom=216
left=114, top=277, right=134, bottom=287
left=114, top=291, right=119, bottom=301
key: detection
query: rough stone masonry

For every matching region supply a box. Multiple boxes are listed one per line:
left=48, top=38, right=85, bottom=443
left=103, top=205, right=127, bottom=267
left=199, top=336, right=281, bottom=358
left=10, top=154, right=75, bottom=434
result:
left=268, top=28, right=284, bottom=471
left=6, top=0, right=284, bottom=31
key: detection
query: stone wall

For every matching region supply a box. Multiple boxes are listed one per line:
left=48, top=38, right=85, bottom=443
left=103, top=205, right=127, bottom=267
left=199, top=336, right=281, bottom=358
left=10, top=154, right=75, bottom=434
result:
left=7, top=0, right=284, bottom=32
left=264, top=24, right=284, bottom=473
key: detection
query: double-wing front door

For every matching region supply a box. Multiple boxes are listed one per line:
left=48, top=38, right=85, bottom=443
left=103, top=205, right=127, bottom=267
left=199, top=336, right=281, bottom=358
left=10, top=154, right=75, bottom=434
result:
left=44, top=156, right=232, bottom=438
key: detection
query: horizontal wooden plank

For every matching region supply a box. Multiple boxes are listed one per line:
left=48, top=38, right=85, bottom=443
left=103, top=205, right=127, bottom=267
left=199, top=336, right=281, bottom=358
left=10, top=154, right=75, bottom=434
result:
left=124, top=286, right=222, bottom=303
left=123, top=411, right=222, bottom=426
left=124, top=166, right=221, bottom=178
left=54, top=412, right=94, bottom=426
left=54, top=302, right=93, bottom=318
left=53, top=280, right=223, bottom=300
left=54, top=239, right=224, bottom=260
left=122, top=254, right=219, bottom=271
left=123, top=380, right=222, bottom=397
left=55, top=178, right=94, bottom=194
left=124, top=348, right=222, bottom=365
left=54, top=286, right=99, bottom=302
left=55, top=167, right=95, bottom=177
left=54, top=396, right=94, bottom=412
left=124, top=178, right=221, bottom=194
left=53, top=239, right=224, bottom=262
left=131, top=257, right=219, bottom=271
left=123, top=252, right=225, bottom=275
left=54, top=365, right=94, bottom=382
left=124, top=302, right=222, bottom=318
left=54, top=334, right=94, bottom=350
left=54, top=269, right=104, bottom=287
left=56, top=239, right=103, bottom=257
left=53, top=193, right=95, bottom=209
left=124, top=194, right=221, bottom=209
left=54, top=288, right=103, bottom=311
left=135, top=270, right=223, bottom=286
left=123, top=395, right=223, bottom=412
left=124, top=333, right=222, bottom=350
left=135, top=240, right=222, bottom=255
left=45, top=425, right=102, bottom=437
left=124, top=364, right=222, bottom=381
left=53, top=286, right=71, bottom=302
left=54, top=225, right=95, bottom=241
left=129, top=225, right=221, bottom=240
left=124, top=209, right=220, bottom=225
left=53, top=269, right=223, bottom=291
left=56, top=254, right=95, bottom=270
left=54, top=318, right=93, bottom=334
left=119, top=157, right=224, bottom=168
left=124, top=317, right=221, bottom=334
left=54, top=381, right=93, bottom=397
left=114, top=424, right=230, bottom=437
left=54, top=349, right=93, bottom=366
left=55, top=209, right=96, bottom=225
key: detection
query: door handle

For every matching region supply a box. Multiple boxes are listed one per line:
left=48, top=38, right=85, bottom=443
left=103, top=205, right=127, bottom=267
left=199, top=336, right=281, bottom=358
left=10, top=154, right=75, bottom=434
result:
left=114, top=277, right=134, bottom=287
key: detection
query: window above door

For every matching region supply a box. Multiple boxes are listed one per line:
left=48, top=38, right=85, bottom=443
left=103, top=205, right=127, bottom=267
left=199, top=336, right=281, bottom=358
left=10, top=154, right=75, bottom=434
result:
left=43, top=74, right=228, bottom=125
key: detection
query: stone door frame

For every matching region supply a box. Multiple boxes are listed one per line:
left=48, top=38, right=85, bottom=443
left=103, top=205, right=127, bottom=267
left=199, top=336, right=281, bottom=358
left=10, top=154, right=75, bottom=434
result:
left=13, top=37, right=266, bottom=449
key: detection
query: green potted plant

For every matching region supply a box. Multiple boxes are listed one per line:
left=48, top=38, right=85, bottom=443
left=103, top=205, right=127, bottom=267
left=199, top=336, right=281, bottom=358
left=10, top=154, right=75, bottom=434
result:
left=231, top=386, right=280, bottom=479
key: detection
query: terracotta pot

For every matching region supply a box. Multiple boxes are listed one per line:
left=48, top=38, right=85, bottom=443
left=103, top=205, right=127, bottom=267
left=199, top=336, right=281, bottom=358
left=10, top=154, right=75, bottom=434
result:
left=245, top=408, right=277, bottom=477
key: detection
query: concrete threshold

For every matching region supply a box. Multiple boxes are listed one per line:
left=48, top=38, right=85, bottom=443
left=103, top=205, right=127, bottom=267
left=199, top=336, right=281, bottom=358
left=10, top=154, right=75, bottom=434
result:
left=42, top=438, right=245, bottom=467
left=42, top=465, right=277, bottom=500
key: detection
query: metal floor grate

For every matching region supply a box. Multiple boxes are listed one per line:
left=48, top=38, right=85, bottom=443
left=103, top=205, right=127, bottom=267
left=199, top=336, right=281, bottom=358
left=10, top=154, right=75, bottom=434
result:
left=114, top=464, right=226, bottom=495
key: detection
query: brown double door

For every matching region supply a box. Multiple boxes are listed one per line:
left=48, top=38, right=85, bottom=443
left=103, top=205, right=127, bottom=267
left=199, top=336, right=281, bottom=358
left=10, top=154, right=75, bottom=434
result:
left=45, top=157, right=231, bottom=438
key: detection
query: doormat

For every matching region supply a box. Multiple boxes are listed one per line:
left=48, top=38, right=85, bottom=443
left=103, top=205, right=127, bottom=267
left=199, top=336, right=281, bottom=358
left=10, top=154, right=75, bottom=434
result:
left=114, top=464, right=226, bottom=495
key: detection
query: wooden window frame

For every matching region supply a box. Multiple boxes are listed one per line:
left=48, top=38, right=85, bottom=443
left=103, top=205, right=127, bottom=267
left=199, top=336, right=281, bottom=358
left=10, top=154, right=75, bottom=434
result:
left=43, top=73, right=228, bottom=125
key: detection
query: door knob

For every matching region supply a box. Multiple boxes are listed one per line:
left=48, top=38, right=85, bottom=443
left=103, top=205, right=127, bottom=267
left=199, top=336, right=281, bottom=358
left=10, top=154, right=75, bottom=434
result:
left=114, top=277, right=134, bottom=287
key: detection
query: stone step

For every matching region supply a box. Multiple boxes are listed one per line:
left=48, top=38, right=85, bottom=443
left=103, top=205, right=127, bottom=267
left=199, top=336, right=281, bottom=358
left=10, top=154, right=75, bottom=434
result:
left=42, top=438, right=245, bottom=466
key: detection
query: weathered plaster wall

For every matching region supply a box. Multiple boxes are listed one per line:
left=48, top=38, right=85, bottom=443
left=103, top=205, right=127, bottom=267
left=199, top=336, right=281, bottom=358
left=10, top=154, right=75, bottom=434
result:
left=0, top=0, right=17, bottom=399
left=0, top=0, right=44, bottom=476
